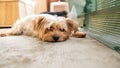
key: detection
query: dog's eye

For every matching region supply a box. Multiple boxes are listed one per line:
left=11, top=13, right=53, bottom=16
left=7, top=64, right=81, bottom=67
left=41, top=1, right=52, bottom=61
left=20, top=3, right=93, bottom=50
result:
left=60, top=28, right=65, bottom=32
left=47, top=26, right=53, bottom=31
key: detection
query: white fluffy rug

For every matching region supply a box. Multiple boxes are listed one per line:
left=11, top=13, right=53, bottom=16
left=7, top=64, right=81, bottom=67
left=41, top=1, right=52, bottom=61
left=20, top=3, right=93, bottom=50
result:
left=0, top=34, right=120, bottom=68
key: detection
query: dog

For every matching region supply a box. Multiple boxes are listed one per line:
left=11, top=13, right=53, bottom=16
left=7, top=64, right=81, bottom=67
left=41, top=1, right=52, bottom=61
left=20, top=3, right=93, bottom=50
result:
left=41, top=10, right=68, bottom=18
left=0, top=14, right=86, bottom=42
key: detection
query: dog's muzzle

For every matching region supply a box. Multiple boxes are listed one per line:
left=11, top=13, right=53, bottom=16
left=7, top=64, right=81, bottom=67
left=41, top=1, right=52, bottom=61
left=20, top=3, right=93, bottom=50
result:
left=52, top=35, right=59, bottom=42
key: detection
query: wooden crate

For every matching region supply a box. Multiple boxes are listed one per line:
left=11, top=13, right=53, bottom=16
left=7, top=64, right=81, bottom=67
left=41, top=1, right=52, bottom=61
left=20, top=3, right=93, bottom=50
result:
left=0, top=0, right=19, bottom=27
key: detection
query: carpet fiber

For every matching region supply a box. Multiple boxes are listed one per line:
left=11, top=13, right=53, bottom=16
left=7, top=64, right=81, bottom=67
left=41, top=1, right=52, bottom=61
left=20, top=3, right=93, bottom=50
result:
left=0, top=32, right=120, bottom=68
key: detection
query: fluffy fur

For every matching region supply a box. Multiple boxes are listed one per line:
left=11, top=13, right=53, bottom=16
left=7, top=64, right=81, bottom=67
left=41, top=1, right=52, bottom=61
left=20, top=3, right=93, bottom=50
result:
left=0, top=14, right=86, bottom=42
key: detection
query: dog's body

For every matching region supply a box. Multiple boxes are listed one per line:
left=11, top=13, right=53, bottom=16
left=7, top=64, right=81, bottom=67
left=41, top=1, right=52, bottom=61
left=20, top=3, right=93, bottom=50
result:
left=0, top=14, right=86, bottom=42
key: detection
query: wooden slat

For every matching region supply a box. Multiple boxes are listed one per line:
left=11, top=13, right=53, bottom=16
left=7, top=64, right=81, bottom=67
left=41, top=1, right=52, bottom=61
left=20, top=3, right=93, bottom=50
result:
left=85, top=0, right=120, bottom=53
left=0, top=2, right=5, bottom=26
left=0, top=1, right=19, bottom=27
left=0, top=0, right=19, bottom=1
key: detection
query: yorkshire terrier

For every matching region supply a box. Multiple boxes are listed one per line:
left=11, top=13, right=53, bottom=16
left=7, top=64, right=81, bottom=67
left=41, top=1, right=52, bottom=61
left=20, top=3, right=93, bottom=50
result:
left=0, top=14, right=86, bottom=42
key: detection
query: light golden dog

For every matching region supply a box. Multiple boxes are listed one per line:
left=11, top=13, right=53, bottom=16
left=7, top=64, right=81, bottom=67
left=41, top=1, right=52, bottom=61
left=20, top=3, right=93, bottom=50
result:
left=0, top=14, right=86, bottom=42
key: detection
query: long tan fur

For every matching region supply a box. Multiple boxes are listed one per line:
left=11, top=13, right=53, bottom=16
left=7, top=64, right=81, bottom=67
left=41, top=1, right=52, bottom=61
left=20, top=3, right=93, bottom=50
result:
left=0, top=14, right=86, bottom=42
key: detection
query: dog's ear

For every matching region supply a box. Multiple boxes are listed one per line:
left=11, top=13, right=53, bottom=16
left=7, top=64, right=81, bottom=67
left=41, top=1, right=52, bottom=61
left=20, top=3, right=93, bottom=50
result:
left=34, top=16, right=46, bottom=30
left=66, top=18, right=78, bottom=33
left=36, top=16, right=45, bottom=25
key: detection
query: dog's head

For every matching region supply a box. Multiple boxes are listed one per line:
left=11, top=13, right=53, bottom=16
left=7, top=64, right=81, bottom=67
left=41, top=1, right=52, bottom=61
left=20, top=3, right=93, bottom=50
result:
left=34, top=15, right=78, bottom=42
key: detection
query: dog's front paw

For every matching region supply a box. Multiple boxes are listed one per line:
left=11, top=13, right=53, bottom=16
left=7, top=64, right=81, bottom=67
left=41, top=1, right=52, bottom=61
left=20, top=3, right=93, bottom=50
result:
left=80, top=33, right=86, bottom=38
left=72, top=32, right=86, bottom=38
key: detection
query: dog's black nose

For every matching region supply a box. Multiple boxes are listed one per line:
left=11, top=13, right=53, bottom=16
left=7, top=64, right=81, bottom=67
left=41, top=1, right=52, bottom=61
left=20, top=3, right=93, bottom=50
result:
left=53, top=35, right=59, bottom=41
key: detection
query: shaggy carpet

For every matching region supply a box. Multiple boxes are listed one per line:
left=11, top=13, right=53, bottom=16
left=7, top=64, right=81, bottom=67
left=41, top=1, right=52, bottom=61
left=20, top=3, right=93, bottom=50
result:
left=0, top=30, right=120, bottom=68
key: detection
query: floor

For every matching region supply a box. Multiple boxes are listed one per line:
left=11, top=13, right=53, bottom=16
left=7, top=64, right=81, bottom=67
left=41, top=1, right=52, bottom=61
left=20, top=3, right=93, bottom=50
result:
left=0, top=29, right=120, bottom=68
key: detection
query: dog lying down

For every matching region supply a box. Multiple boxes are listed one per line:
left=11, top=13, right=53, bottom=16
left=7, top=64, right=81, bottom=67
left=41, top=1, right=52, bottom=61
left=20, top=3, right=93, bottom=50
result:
left=0, top=14, right=86, bottom=42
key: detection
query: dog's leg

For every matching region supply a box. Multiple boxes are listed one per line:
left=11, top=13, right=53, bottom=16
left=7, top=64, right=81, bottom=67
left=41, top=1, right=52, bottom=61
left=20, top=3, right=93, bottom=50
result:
left=0, top=29, right=22, bottom=37
left=72, top=31, right=86, bottom=38
left=0, top=25, right=23, bottom=37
